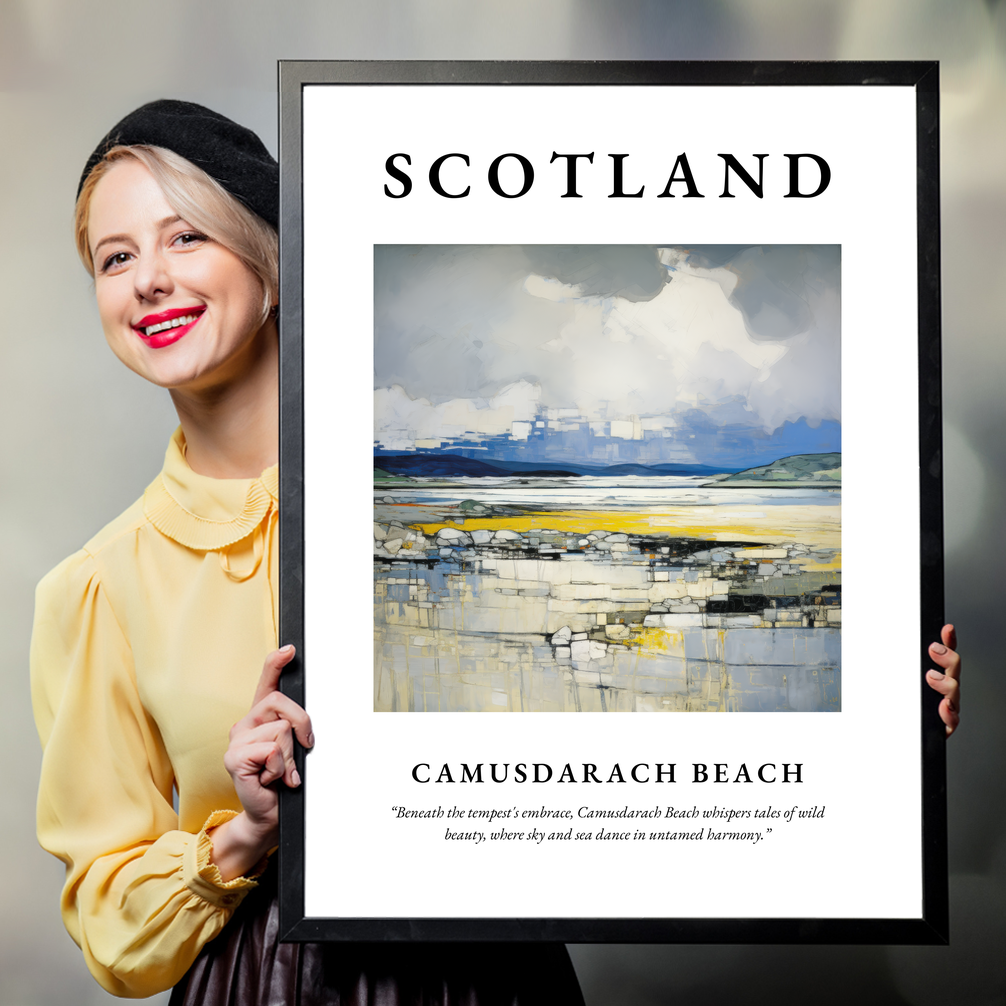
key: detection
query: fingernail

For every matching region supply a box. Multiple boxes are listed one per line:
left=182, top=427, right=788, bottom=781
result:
left=292, top=768, right=301, bottom=787
left=280, top=644, right=295, bottom=654
left=931, top=643, right=947, bottom=655
left=928, top=670, right=944, bottom=679
left=307, top=732, right=315, bottom=748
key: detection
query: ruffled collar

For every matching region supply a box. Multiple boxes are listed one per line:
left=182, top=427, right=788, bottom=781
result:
left=143, top=428, right=278, bottom=551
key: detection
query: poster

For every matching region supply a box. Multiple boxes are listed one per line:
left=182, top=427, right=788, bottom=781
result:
left=278, top=62, right=945, bottom=942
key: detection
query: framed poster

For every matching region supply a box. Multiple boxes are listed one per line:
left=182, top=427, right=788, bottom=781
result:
left=277, top=61, right=946, bottom=943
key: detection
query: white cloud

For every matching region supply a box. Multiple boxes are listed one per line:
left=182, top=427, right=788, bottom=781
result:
left=515, top=263, right=802, bottom=431
left=376, top=245, right=840, bottom=440
left=374, top=380, right=541, bottom=447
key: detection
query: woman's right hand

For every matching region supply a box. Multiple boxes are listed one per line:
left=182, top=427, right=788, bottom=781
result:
left=209, top=645, right=314, bottom=881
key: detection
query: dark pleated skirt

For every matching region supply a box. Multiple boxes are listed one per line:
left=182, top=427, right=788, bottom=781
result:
left=169, top=869, right=585, bottom=1006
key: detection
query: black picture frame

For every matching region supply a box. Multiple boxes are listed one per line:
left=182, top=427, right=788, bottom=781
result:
left=277, top=60, right=945, bottom=944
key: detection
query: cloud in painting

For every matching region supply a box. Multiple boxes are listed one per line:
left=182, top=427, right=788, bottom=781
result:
left=374, top=380, right=541, bottom=451
left=374, top=245, right=840, bottom=458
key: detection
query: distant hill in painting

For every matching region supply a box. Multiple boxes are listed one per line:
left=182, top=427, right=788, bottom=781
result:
left=373, top=452, right=733, bottom=480
left=374, top=468, right=414, bottom=484
left=707, top=453, right=841, bottom=487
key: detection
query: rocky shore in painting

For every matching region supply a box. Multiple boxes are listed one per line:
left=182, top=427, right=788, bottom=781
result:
left=374, top=521, right=840, bottom=713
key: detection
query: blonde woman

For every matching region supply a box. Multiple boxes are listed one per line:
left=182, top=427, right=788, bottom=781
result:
left=32, top=100, right=586, bottom=1004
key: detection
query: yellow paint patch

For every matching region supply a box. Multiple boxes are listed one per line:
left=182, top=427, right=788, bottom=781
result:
left=631, top=626, right=683, bottom=654
left=409, top=505, right=840, bottom=551
left=793, top=558, right=842, bottom=572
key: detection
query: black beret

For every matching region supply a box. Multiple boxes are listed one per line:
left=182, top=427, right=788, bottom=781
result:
left=78, top=99, right=278, bottom=228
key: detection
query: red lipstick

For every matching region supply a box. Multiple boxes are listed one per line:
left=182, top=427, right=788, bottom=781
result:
left=132, top=306, right=205, bottom=349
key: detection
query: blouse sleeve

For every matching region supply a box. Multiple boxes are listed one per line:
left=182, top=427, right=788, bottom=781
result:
left=31, top=549, right=262, bottom=998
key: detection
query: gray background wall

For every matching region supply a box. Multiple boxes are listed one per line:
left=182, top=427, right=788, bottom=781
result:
left=1, top=2, right=1003, bottom=1003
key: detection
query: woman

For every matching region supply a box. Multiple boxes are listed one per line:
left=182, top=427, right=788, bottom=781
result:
left=31, top=100, right=586, bottom=1003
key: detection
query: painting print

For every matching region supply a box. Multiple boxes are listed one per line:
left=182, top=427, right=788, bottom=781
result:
left=373, top=245, right=840, bottom=713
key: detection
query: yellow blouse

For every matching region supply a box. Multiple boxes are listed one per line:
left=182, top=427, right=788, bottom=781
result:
left=31, top=428, right=279, bottom=998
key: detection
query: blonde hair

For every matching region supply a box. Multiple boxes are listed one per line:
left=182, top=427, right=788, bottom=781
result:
left=75, top=145, right=278, bottom=323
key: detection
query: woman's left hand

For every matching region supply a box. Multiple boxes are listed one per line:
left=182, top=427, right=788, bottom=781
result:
left=926, top=624, right=961, bottom=737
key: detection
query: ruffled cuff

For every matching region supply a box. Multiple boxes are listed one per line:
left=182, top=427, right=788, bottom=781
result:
left=182, top=810, right=269, bottom=910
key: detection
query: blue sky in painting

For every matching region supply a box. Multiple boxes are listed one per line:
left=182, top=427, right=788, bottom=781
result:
left=374, top=245, right=840, bottom=471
